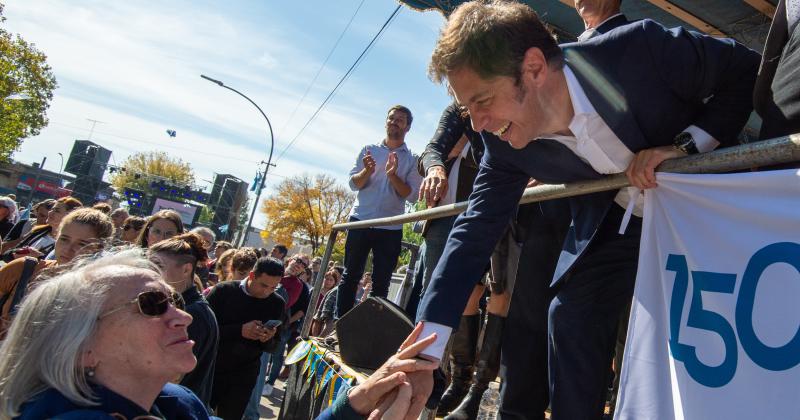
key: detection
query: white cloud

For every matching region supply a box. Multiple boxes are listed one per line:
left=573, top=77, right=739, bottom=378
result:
left=3, top=0, right=453, bottom=227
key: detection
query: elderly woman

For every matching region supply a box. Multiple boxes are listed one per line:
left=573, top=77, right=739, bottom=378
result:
left=0, top=208, right=114, bottom=339
left=137, top=210, right=184, bottom=248
left=0, top=197, right=19, bottom=239
left=0, top=250, right=211, bottom=419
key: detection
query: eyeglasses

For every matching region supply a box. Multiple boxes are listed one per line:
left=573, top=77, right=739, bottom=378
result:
left=122, top=225, right=141, bottom=231
left=99, top=290, right=185, bottom=319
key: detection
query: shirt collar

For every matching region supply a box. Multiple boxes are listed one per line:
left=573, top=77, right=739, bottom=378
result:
left=539, top=65, right=597, bottom=139
left=240, top=279, right=252, bottom=296
left=563, top=65, right=597, bottom=118
left=380, top=140, right=409, bottom=153
left=592, top=13, right=623, bottom=30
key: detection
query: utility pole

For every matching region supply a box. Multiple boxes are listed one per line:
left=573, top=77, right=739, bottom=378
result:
left=26, top=157, right=46, bottom=206
left=86, top=119, right=105, bottom=140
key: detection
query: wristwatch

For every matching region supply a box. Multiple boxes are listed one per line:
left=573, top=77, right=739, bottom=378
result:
left=673, top=131, right=699, bottom=155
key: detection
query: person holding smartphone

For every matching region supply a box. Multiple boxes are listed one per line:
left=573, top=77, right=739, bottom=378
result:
left=206, top=256, right=285, bottom=420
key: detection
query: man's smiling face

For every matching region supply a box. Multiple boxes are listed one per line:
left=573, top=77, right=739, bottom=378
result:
left=449, top=65, right=545, bottom=150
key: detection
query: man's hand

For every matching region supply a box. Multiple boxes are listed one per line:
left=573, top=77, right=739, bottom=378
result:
left=258, top=326, right=277, bottom=342
left=526, top=178, right=540, bottom=188
left=363, top=150, right=376, bottom=175
left=242, top=320, right=268, bottom=340
left=385, top=152, right=398, bottom=176
left=348, top=323, right=438, bottom=418
left=419, top=166, right=448, bottom=208
left=625, top=145, right=686, bottom=189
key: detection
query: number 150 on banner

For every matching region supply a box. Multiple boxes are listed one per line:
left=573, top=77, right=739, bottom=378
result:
left=666, top=242, right=800, bottom=388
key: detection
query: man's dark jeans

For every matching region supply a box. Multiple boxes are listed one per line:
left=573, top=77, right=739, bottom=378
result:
left=335, top=218, right=402, bottom=318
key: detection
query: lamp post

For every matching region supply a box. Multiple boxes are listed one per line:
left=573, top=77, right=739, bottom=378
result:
left=201, top=74, right=274, bottom=246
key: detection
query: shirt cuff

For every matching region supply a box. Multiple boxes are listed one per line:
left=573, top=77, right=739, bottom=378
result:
left=417, top=321, right=452, bottom=361
left=684, top=125, right=719, bottom=153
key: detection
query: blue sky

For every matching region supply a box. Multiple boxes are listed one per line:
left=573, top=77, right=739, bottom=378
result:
left=4, top=0, right=453, bottom=225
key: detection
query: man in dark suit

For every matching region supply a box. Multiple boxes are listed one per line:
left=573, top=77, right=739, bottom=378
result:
left=405, top=2, right=760, bottom=419
left=575, top=0, right=627, bottom=41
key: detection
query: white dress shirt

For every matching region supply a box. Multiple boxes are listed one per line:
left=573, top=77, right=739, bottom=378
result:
left=419, top=65, right=719, bottom=360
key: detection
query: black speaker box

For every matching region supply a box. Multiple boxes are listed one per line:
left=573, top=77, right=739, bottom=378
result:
left=335, top=297, right=414, bottom=370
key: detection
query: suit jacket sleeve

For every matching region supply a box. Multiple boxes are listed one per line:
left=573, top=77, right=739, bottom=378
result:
left=417, top=143, right=529, bottom=329
left=642, top=20, right=760, bottom=146
left=418, top=103, right=466, bottom=176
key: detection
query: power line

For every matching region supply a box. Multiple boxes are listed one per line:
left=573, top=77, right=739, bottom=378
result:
left=276, top=0, right=367, bottom=139
left=51, top=121, right=261, bottom=164
left=275, top=4, right=403, bottom=163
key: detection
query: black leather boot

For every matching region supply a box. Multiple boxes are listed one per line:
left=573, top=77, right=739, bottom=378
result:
left=437, top=314, right=480, bottom=416
left=445, top=313, right=504, bottom=420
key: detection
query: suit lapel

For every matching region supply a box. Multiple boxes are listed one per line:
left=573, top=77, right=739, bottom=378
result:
left=563, top=47, right=648, bottom=152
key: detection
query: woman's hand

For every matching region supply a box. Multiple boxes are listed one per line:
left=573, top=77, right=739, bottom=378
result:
left=347, top=323, right=437, bottom=418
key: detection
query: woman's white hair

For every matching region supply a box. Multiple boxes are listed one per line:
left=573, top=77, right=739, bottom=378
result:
left=0, top=248, right=159, bottom=419
left=0, top=197, right=18, bottom=225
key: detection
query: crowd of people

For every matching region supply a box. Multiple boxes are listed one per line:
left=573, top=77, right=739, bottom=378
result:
left=0, top=193, right=386, bottom=419
left=1, top=0, right=798, bottom=418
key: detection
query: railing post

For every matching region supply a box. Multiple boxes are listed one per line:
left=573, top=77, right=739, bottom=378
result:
left=301, top=230, right=339, bottom=339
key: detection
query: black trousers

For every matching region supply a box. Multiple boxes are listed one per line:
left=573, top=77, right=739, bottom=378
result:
left=499, top=201, right=570, bottom=420
left=210, top=365, right=259, bottom=420
left=336, top=219, right=402, bottom=318
left=548, top=204, right=641, bottom=420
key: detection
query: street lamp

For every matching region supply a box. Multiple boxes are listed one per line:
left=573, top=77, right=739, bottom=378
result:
left=201, top=74, right=274, bottom=246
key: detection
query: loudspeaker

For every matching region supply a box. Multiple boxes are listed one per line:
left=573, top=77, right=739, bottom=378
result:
left=335, top=297, right=414, bottom=370
left=64, top=140, right=111, bottom=179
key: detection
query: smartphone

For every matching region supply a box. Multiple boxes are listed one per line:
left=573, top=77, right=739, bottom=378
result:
left=12, top=248, right=31, bottom=255
left=264, top=319, right=282, bottom=329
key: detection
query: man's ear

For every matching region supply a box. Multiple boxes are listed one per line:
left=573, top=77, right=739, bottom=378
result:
left=183, top=262, right=194, bottom=278
left=521, top=47, right=548, bottom=87
left=248, top=271, right=255, bottom=281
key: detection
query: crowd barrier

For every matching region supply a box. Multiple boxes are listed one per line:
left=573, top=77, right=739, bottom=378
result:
left=281, top=133, right=800, bottom=419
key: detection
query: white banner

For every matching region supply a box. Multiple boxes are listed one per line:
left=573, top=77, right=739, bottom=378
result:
left=616, top=170, right=800, bottom=420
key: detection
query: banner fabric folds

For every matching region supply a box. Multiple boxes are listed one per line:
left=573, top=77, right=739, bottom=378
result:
left=616, top=169, right=800, bottom=420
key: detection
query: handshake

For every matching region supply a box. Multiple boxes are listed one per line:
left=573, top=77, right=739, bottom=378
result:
left=327, top=323, right=440, bottom=420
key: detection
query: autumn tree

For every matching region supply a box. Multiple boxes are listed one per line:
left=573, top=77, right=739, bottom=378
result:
left=0, top=3, right=58, bottom=161
left=260, top=173, right=354, bottom=253
left=110, top=151, right=195, bottom=192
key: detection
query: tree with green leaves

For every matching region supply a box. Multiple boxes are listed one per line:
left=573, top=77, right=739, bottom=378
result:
left=0, top=3, right=58, bottom=161
left=110, top=151, right=195, bottom=193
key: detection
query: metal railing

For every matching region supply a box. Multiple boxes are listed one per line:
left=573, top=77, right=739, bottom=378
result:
left=300, top=134, right=800, bottom=338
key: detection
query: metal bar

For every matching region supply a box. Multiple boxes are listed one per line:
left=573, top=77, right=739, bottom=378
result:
left=301, top=230, right=339, bottom=339
left=332, top=134, right=800, bottom=231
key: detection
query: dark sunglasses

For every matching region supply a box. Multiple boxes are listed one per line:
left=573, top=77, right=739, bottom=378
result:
left=99, top=290, right=185, bottom=319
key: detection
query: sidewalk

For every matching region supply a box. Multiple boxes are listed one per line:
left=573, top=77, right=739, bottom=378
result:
left=258, top=378, right=287, bottom=419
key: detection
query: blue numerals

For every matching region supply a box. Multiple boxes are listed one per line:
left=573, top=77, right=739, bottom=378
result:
left=666, top=242, right=800, bottom=388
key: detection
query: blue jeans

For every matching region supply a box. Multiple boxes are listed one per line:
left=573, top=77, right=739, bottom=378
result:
left=267, top=328, right=291, bottom=385
left=243, top=352, right=272, bottom=420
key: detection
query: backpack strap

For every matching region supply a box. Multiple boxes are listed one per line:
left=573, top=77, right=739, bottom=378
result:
left=7, top=257, right=39, bottom=316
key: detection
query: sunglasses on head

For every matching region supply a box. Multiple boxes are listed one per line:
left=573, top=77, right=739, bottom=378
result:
left=99, top=290, right=185, bottom=319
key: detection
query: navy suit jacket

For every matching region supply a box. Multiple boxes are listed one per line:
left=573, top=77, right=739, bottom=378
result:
left=418, top=19, right=761, bottom=329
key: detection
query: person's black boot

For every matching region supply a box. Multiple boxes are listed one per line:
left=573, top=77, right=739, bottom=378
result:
left=445, top=313, right=504, bottom=420
left=437, top=314, right=480, bottom=416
